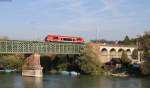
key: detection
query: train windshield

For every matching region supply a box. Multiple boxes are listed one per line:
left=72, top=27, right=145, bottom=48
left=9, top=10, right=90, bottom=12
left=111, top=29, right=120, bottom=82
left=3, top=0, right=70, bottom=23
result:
left=77, top=38, right=81, bottom=41
left=63, top=38, right=73, bottom=41
left=53, top=36, right=58, bottom=39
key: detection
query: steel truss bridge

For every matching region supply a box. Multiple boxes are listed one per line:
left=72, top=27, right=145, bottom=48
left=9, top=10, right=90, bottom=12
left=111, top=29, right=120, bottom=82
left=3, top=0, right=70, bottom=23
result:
left=0, top=40, right=84, bottom=54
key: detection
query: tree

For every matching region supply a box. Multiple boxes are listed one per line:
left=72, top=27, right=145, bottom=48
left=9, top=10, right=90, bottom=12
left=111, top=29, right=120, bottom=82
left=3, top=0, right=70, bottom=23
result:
left=75, top=43, right=103, bottom=75
left=118, top=36, right=136, bottom=45
left=123, top=35, right=130, bottom=45
left=120, top=51, right=131, bottom=66
left=139, top=31, right=150, bottom=75
left=139, top=31, right=150, bottom=58
left=0, top=54, right=24, bottom=70
left=0, top=36, right=9, bottom=40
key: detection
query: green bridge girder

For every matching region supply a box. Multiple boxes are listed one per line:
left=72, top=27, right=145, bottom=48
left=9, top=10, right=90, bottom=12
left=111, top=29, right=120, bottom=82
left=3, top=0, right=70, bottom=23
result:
left=0, top=40, right=84, bottom=54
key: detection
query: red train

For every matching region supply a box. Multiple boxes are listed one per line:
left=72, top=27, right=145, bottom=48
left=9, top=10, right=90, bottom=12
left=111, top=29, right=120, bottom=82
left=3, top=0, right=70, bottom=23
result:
left=45, top=35, right=84, bottom=43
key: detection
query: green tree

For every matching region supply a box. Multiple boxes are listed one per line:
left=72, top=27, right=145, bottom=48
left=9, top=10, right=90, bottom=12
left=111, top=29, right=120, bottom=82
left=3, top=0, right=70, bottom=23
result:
left=75, top=43, right=103, bottom=75
left=123, top=35, right=130, bottom=45
left=0, top=54, right=24, bottom=70
left=139, top=31, right=150, bottom=75
left=0, top=36, right=9, bottom=40
left=118, top=36, right=136, bottom=45
left=139, top=31, right=150, bottom=58
left=120, top=51, right=131, bottom=66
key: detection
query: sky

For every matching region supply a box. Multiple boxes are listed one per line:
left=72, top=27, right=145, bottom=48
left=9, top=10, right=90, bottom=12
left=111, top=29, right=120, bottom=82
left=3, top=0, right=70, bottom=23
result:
left=0, top=0, right=150, bottom=41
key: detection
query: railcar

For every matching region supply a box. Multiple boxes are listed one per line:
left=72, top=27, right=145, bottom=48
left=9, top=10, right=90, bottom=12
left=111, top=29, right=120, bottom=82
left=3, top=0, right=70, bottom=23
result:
left=45, top=35, right=84, bottom=43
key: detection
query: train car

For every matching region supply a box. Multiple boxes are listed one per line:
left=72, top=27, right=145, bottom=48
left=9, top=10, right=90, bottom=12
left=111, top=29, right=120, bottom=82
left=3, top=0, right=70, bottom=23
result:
left=45, top=35, right=84, bottom=43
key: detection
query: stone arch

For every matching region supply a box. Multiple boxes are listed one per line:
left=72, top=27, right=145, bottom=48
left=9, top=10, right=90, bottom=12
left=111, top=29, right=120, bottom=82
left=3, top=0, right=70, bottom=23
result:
left=110, top=48, right=117, bottom=56
left=126, top=49, right=131, bottom=55
left=118, top=48, right=124, bottom=56
left=101, top=48, right=108, bottom=55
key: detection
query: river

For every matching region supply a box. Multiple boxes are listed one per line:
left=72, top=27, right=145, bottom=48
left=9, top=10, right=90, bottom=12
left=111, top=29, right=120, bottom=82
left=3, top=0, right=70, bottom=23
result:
left=0, top=72, right=149, bottom=88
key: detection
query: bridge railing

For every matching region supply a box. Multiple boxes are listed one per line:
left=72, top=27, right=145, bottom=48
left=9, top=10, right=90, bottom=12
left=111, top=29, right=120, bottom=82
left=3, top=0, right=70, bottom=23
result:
left=0, top=40, right=84, bottom=54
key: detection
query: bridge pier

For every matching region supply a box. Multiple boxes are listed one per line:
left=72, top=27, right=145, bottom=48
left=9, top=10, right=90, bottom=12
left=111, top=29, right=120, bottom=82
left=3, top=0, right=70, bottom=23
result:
left=22, top=53, right=43, bottom=77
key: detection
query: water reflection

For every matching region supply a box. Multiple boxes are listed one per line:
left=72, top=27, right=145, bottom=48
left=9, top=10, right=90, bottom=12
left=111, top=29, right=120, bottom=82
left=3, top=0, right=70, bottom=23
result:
left=0, top=73, right=150, bottom=88
left=43, top=75, right=77, bottom=88
left=0, top=73, right=15, bottom=88
left=71, top=76, right=102, bottom=88
left=141, top=77, right=150, bottom=88
left=43, top=75, right=142, bottom=88
left=99, top=77, right=141, bottom=88
left=22, top=77, right=43, bottom=88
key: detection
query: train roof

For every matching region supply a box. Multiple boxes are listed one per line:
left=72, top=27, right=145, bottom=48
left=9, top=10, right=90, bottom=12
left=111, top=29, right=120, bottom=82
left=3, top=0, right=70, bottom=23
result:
left=47, top=35, right=83, bottom=38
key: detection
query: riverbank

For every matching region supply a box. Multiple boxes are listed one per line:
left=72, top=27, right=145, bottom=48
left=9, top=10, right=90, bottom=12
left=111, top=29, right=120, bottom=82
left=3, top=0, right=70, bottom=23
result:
left=0, top=69, right=17, bottom=73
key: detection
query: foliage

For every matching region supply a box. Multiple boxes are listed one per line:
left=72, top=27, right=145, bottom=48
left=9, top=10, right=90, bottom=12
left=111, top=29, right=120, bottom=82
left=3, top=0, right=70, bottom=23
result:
left=40, top=55, right=56, bottom=72
left=123, top=35, right=130, bottom=45
left=75, top=44, right=103, bottom=75
left=91, top=39, right=116, bottom=44
left=91, top=36, right=136, bottom=46
left=139, top=31, right=150, bottom=75
left=120, top=51, right=131, bottom=66
left=0, top=37, right=24, bottom=70
left=0, top=36, right=9, bottom=40
left=139, top=31, right=150, bottom=58
left=52, top=55, right=69, bottom=71
left=41, top=54, right=75, bottom=72
left=0, top=54, right=24, bottom=70
left=118, top=35, right=136, bottom=45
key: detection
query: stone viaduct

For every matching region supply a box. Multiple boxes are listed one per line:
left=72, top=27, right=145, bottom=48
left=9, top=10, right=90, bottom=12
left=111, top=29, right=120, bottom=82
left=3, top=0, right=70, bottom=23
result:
left=91, top=43, right=139, bottom=63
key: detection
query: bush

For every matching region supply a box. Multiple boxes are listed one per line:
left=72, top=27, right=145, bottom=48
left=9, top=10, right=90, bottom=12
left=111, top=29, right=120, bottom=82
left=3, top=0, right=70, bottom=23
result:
left=138, top=31, right=150, bottom=75
left=0, top=54, right=24, bottom=70
left=120, top=51, right=131, bottom=66
left=75, top=44, right=103, bottom=75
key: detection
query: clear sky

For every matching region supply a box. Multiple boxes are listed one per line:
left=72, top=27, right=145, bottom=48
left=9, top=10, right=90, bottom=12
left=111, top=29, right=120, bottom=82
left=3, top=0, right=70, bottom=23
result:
left=0, top=0, right=150, bottom=41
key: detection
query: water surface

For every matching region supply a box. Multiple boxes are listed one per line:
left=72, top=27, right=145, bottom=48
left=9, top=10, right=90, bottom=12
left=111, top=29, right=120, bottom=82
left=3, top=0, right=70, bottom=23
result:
left=0, top=72, right=149, bottom=88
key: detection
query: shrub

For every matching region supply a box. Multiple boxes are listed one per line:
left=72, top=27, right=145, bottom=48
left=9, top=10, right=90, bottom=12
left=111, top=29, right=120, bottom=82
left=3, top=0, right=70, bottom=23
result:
left=120, top=51, right=131, bottom=66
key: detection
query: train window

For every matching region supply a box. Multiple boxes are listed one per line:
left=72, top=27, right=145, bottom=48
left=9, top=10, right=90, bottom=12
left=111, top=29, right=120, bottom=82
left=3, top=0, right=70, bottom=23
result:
left=53, top=37, right=58, bottom=39
left=77, top=38, right=81, bottom=41
left=63, top=38, right=72, bottom=41
left=72, top=39, right=75, bottom=41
